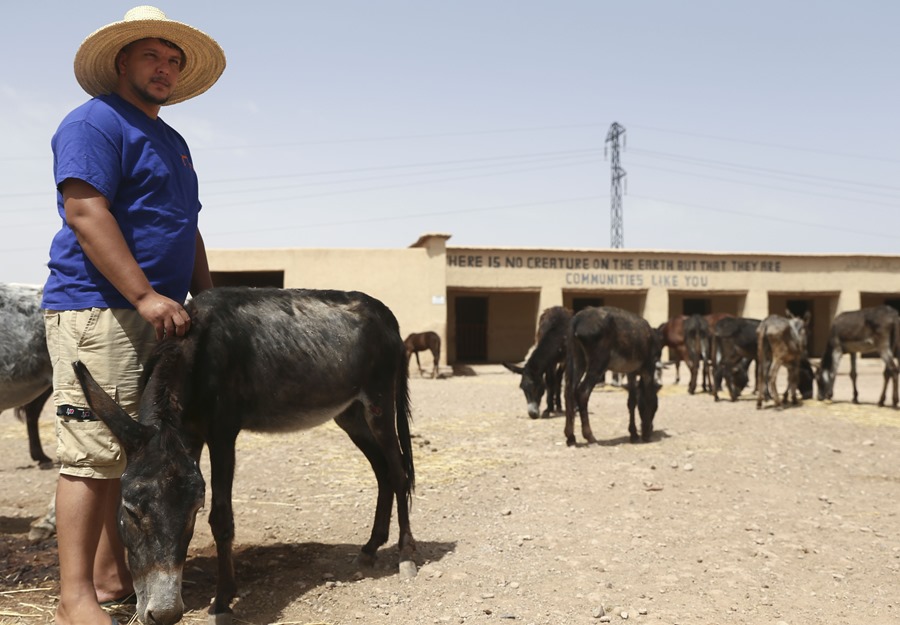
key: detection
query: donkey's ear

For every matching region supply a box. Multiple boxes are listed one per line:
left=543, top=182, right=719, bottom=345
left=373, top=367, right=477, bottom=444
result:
left=72, top=361, right=154, bottom=455
left=502, top=362, right=525, bottom=375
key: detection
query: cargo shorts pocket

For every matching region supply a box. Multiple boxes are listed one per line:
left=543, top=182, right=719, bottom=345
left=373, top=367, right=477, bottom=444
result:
left=55, top=384, right=122, bottom=469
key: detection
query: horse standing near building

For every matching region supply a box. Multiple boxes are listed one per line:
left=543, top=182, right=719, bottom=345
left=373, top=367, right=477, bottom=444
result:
left=404, top=331, right=441, bottom=378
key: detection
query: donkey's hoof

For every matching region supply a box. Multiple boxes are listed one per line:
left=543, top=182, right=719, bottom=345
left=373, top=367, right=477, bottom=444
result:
left=355, top=551, right=377, bottom=568
left=28, top=521, right=55, bottom=543
left=209, top=612, right=234, bottom=625
left=399, top=559, right=418, bottom=580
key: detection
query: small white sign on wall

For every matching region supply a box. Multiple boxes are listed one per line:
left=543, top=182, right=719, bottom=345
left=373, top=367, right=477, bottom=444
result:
left=432, top=295, right=446, bottom=305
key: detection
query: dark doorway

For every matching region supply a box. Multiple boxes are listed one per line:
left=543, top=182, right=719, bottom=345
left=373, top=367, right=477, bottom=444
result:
left=885, top=299, right=900, bottom=314
left=683, top=298, right=710, bottom=315
left=572, top=297, right=603, bottom=312
left=455, top=296, right=488, bottom=362
left=787, top=299, right=815, bottom=355
left=786, top=299, right=813, bottom=318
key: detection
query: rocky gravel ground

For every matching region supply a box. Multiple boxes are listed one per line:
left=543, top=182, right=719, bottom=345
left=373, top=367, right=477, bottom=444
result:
left=1, top=359, right=899, bottom=625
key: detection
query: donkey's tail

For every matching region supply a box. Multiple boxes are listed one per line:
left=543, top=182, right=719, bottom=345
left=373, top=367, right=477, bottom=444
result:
left=396, top=349, right=415, bottom=504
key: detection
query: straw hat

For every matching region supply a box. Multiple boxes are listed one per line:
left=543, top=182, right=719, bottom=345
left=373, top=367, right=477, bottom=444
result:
left=73, top=6, right=226, bottom=105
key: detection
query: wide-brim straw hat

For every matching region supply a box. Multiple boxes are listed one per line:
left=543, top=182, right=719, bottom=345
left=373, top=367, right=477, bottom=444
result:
left=74, top=5, right=226, bottom=105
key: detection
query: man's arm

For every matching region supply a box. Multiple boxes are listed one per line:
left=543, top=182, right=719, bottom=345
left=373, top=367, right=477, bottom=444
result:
left=61, top=178, right=192, bottom=339
left=190, top=229, right=213, bottom=296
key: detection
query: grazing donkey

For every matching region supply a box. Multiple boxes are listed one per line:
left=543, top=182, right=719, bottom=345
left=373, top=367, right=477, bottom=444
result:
left=711, top=317, right=760, bottom=402
left=656, top=315, right=688, bottom=384
left=756, top=311, right=810, bottom=409
left=0, top=283, right=53, bottom=467
left=503, top=306, right=572, bottom=419
left=404, top=330, right=441, bottom=378
left=564, top=306, right=662, bottom=445
left=75, top=287, right=417, bottom=625
left=816, top=305, right=900, bottom=407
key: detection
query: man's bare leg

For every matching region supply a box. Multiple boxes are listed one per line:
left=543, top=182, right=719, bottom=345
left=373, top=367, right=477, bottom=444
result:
left=93, top=478, right=133, bottom=603
left=55, top=475, right=123, bottom=625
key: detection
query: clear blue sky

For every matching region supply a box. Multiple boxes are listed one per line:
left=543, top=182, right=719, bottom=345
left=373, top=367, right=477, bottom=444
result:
left=2, top=1, right=898, bottom=285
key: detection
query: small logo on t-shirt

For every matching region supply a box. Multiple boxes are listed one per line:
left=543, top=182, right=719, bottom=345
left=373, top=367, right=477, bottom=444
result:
left=181, top=154, right=193, bottom=170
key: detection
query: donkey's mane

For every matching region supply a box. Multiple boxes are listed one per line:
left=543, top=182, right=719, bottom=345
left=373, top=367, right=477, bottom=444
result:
left=525, top=307, right=569, bottom=373
left=140, top=338, right=194, bottom=429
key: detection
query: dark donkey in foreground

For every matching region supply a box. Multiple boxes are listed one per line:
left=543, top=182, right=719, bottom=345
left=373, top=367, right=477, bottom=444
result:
left=75, top=287, right=417, bottom=625
left=404, top=330, right=441, bottom=378
left=503, top=306, right=571, bottom=419
left=564, top=306, right=661, bottom=445
left=817, top=305, right=900, bottom=407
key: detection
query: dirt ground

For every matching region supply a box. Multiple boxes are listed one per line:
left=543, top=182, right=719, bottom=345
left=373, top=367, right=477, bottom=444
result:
left=1, top=359, right=898, bottom=625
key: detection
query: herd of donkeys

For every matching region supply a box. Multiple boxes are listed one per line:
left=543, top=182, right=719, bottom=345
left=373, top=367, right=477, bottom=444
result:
left=503, top=303, right=900, bottom=445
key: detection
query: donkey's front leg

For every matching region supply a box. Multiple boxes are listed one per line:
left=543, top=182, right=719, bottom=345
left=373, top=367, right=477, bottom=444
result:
left=207, top=441, right=239, bottom=624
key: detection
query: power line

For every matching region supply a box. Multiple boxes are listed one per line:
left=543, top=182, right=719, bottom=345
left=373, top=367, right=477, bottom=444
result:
left=193, top=123, right=609, bottom=152
left=0, top=196, right=607, bottom=249
left=0, top=156, right=605, bottom=230
left=206, top=156, right=604, bottom=210
left=630, top=194, right=900, bottom=242
left=625, top=122, right=900, bottom=165
left=5, top=190, right=897, bottom=252
left=629, top=163, right=900, bottom=208
left=0, top=148, right=604, bottom=200
left=0, top=122, right=612, bottom=162
left=203, top=148, right=602, bottom=185
left=628, top=147, right=900, bottom=196
left=201, top=153, right=603, bottom=198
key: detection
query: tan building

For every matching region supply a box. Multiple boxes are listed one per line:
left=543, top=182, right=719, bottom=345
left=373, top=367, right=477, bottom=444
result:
left=207, top=233, right=900, bottom=367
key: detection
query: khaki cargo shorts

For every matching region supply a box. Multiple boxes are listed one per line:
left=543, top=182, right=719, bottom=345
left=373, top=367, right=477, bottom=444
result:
left=44, top=308, right=156, bottom=479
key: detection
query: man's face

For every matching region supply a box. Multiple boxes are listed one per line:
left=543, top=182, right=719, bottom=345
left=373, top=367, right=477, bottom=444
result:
left=117, top=38, right=184, bottom=105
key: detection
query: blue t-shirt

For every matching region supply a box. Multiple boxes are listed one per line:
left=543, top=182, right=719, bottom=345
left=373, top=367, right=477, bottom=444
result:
left=42, top=93, right=201, bottom=310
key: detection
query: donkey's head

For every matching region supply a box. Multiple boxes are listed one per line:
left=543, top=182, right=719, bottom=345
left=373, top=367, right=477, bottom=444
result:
left=517, top=368, right=547, bottom=420
left=502, top=361, right=546, bottom=419
left=73, top=356, right=205, bottom=625
left=728, top=359, right=751, bottom=400
left=815, top=362, right=831, bottom=401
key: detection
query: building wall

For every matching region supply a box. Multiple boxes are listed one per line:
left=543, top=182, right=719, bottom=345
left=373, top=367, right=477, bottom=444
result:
left=207, top=235, right=900, bottom=365
left=207, top=239, right=449, bottom=364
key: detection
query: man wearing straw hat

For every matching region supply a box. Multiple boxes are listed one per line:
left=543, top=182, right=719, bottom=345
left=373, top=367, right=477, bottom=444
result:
left=41, top=7, right=225, bottom=625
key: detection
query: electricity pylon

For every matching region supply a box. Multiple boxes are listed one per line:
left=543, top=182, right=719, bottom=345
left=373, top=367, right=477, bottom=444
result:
left=605, top=122, right=626, bottom=248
